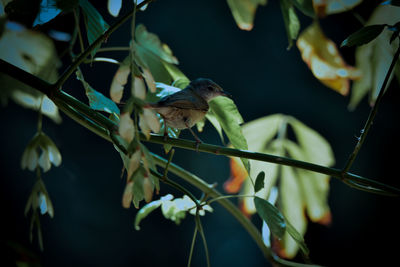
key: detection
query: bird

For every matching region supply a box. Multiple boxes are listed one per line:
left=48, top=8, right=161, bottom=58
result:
left=146, top=78, right=231, bottom=143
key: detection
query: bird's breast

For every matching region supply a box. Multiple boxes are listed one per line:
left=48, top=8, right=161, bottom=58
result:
left=154, top=107, right=207, bottom=129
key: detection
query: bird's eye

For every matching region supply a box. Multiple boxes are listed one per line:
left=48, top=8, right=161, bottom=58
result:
left=207, top=86, right=214, bottom=91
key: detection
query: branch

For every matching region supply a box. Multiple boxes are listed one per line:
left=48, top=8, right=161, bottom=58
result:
left=54, top=0, right=153, bottom=90
left=343, top=43, right=400, bottom=173
left=1, top=58, right=399, bottom=196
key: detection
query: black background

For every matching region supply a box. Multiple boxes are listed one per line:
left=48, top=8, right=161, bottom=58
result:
left=1, top=0, right=400, bottom=266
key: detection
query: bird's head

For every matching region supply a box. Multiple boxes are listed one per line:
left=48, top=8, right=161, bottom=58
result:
left=189, top=78, right=232, bottom=102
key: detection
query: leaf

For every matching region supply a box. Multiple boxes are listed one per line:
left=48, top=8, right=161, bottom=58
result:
left=313, top=0, right=362, bottom=17
left=341, top=24, right=386, bottom=47
left=209, top=96, right=249, bottom=173
left=0, top=21, right=61, bottom=123
left=107, top=0, right=122, bottom=17
left=279, top=166, right=307, bottom=258
left=110, top=59, right=130, bottom=103
left=226, top=0, right=267, bottom=31
left=134, top=198, right=164, bottom=230
left=282, top=140, right=331, bottom=224
left=119, top=112, right=135, bottom=143
left=77, top=70, right=120, bottom=114
left=254, top=196, right=286, bottom=239
left=79, top=0, right=109, bottom=58
left=290, top=0, right=314, bottom=17
left=135, top=24, right=178, bottom=64
left=254, top=171, right=265, bottom=193
left=33, top=0, right=62, bottom=26
left=349, top=5, right=400, bottom=109
left=382, top=0, right=400, bottom=6
left=205, top=111, right=225, bottom=144
left=296, top=22, right=361, bottom=95
left=288, top=116, right=335, bottom=166
left=285, top=220, right=310, bottom=256
left=279, top=0, right=300, bottom=49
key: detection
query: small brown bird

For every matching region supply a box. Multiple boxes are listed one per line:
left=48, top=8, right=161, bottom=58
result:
left=147, top=78, right=231, bottom=143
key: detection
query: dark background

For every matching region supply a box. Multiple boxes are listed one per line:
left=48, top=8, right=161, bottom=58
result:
left=1, top=0, right=400, bottom=266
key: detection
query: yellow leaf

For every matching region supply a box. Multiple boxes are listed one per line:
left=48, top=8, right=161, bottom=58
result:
left=127, top=149, right=141, bottom=179
left=119, top=112, right=135, bottom=143
left=142, top=68, right=156, bottom=93
left=110, top=64, right=129, bottom=103
left=349, top=5, right=400, bottom=109
left=139, top=109, right=161, bottom=139
left=122, top=181, right=134, bottom=209
left=132, top=76, right=146, bottom=100
left=297, top=22, right=361, bottom=95
left=142, top=177, right=154, bottom=203
left=278, top=166, right=307, bottom=258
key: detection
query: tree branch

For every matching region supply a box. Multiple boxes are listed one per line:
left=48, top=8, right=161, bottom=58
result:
left=343, top=43, right=400, bottom=173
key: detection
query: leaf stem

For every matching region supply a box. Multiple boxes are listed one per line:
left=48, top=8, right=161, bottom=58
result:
left=195, top=213, right=210, bottom=267
left=187, top=223, right=198, bottom=267
left=342, top=43, right=400, bottom=174
left=54, top=0, right=153, bottom=90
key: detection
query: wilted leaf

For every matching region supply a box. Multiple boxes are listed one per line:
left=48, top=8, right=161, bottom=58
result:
left=127, top=148, right=141, bottom=179
left=209, top=96, right=249, bottom=173
left=279, top=166, right=307, bottom=258
left=110, top=61, right=130, bottom=103
left=224, top=156, right=248, bottom=194
left=79, top=0, right=109, bottom=58
left=132, top=76, right=146, bottom=100
left=107, top=0, right=121, bottom=17
left=297, top=22, right=361, bottom=95
left=288, top=116, right=335, bottom=166
left=349, top=5, right=400, bottom=109
left=283, top=139, right=331, bottom=224
left=313, top=0, right=362, bottom=17
left=142, top=177, right=153, bottom=203
left=122, top=181, right=134, bottom=209
left=279, top=0, right=300, bottom=49
left=119, top=112, right=135, bottom=143
left=139, top=109, right=161, bottom=139
left=254, top=171, right=265, bottom=193
left=254, top=196, right=286, bottom=239
left=226, top=0, right=267, bottom=31
left=341, top=24, right=386, bottom=47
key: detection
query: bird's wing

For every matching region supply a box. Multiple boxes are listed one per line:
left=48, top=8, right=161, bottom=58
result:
left=157, top=89, right=209, bottom=111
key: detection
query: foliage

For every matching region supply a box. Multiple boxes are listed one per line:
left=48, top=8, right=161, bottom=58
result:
left=0, top=0, right=400, bottom=266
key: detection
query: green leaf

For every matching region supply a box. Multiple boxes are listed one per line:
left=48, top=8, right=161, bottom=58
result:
left=33, top=0, right=62, bottom=26
left=79, top=0, right=109, bottom=58
left=254, top=196, right=286, bottom=239
left=134, top=198, right=163, bottom=230
left=209, top=96, right=250, bottom=173
left=341, top=24, right=386, bottom=47
left=286, top=220, right=310, bottom=256
left=135, top=24, right=178, bottom=64
left=226, top=0, right=267, bottom=31
left=279, top=0, right=300, bottom=49
left=76, top=70, right=120, bottom=114
left=290, top=0, right=314, bottom=17
left=205, top=111, right=225, bottom=144
left=254, top=171, right=265, bottom=193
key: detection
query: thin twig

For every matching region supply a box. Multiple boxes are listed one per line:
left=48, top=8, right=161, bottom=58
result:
left=342, top=43, right=400, bottom=174
left=54, top=0, right=154, bottom=90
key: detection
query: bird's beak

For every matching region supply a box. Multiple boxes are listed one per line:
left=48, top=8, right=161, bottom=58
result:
left=220, top=90, right=232, bottom=99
